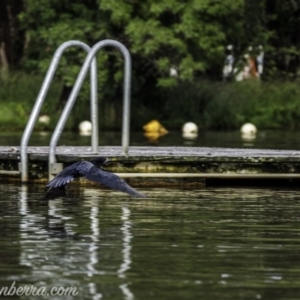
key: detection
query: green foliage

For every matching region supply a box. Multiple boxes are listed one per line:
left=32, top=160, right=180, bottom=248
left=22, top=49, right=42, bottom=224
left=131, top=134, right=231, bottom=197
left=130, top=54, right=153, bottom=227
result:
left=18, top=0, right=249, bottom=104
left=8, top=0, right=300, bottom=86
left=1, top=73, right=300, bottom=132
left=121, top=0, right=244, bottom=81
left=160, top=80, right=300, bottom=130
left=19, top=0, right=111, bottom=105
left=0, top=0, right=299, bottom=132
left=0, top=73, right=62, bottom=130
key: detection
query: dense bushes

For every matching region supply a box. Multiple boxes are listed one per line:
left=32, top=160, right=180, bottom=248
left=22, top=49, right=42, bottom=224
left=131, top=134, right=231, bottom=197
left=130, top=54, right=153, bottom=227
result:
left=160, top=80, right=300, bottom=130
left=1, top=73, right=300, bottom=131
left=0, top=73, right=62, bottom=130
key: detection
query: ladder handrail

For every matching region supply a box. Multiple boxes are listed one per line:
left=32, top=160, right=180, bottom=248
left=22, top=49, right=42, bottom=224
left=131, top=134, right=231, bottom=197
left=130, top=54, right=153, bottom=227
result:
left=48, top=39, right=132, bottom=180
left=20, top=41, right=98, bottom=182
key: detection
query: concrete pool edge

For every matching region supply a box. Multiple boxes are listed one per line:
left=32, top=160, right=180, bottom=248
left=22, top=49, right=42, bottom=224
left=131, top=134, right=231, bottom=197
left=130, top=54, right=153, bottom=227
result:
left=1, top=146, right=300, bottom=186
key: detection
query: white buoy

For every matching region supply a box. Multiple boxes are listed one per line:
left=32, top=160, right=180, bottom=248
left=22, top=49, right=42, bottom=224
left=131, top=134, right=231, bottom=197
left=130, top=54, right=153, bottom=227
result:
left=241, top=123, right=257, bottom=141
left=182, top=122, right=198, bottom=134
left=38, top=115, right=50, bottom=125
left=182, top=122, right=198, bottom=139
left=79, top=120, right=92, bottom=136
left=240, top=123, right=257, bottom=135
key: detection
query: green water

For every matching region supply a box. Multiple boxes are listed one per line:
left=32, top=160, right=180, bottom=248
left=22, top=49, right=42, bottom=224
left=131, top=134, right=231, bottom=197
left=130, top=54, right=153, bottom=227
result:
left=1, top=184, right=300, bottom=299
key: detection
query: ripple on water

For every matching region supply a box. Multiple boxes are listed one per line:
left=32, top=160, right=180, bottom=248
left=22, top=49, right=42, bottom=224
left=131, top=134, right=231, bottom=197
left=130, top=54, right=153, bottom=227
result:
left=0, top=184, right=300, bottom=299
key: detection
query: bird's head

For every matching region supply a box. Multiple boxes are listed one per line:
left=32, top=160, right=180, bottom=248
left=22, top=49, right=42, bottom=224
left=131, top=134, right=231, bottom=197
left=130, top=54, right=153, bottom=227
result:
left=90, top=157, right=110, bottom=166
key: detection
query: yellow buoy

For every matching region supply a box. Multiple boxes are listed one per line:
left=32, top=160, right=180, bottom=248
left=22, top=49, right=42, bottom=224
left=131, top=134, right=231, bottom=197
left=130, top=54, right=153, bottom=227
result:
left=143, top=120, right=168, bottom=134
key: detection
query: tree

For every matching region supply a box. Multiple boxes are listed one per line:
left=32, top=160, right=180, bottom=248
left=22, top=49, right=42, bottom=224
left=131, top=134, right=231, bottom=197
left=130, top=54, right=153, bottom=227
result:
left=264, top=0, right=300, bottom=79
left=100, top=0, right=247, bottom=84
left=6, top=0, right=300, bottom=130
left=18, top=0, right=116, bottom=127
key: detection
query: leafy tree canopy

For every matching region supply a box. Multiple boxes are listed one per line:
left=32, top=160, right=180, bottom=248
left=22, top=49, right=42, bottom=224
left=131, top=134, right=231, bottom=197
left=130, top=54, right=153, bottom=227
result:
left=1, top=0, right=299, bottom=101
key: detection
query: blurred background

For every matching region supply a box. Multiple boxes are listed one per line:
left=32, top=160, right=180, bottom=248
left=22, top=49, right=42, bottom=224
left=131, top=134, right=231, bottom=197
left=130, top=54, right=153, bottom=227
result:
left=0, top=0, right=299, bottom=132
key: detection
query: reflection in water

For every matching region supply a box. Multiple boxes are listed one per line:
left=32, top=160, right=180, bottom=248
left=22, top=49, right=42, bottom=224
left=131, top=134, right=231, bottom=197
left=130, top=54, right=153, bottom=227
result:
left=48, top=199, right=70, bottom=233
left=84, top=190, right=103, bottom=300
left=143, top=131, right=167, bottom=144
left=87, top=205, right=100, bottom=276
left=19, top=185, right=45, bottom=270
left=84, top=195, right=100, bottom=277
left=2, top=184, right=300, bottom=299
left=86, top=199, right=102, bottom=300
left=241, top=131, right=257, bottom=148
left=18, top=185, right=28, bottom=215
left=119, top=283, right=134, bottom=300
left=118, top=206, right=132, bottom=278
left=118, top=206, right=134, bottom=299
left=18, top=187, right=104, bottom=298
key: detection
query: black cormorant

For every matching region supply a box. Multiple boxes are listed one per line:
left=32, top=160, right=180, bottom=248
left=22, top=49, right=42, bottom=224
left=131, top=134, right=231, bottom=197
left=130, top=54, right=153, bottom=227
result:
left=45, top=157, right=145, bottom=199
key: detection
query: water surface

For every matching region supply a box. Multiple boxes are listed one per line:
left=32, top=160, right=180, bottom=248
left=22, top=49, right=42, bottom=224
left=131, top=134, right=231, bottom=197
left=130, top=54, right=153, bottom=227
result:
left=2, top=130, right=300, bottom=149
left=1, top=184, right=300, bottom=299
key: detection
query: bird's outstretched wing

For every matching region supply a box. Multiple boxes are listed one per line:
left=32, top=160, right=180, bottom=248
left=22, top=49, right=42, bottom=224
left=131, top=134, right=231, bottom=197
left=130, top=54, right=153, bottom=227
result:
left=46, top=170, right=75, bottom=189
left=46, top=161, right=88, bottom=190
left=45, top=169, right=74, bottom=200
left=45, top=161, right=145, bottom=199
left=45, top=161, right=86, bottom=199
left=84, top=166, right=146, bottom=198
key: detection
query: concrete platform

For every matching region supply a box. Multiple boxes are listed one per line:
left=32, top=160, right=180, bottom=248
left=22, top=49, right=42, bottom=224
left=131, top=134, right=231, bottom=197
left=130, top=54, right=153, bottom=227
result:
left=1, top=146, right=300, bottom=187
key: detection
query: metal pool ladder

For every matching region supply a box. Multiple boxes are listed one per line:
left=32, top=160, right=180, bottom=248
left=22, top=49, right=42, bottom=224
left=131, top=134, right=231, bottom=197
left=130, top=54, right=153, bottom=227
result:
left=20, top=39, right=132, bottom=182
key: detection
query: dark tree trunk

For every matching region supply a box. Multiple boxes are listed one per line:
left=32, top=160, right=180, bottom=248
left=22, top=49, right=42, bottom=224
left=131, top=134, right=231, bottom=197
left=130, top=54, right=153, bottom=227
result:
left=0, top=0, right=25, bottom=74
